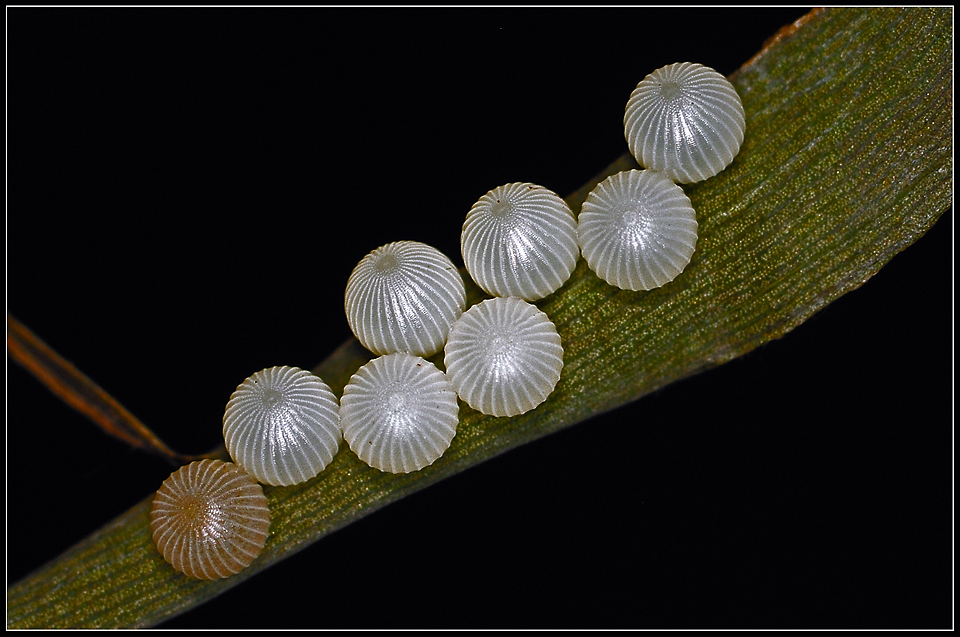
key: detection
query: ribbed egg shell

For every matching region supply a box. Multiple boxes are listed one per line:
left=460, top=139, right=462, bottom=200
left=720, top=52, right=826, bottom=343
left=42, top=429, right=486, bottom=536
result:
left=223, top=366, right=342, bottom=486
left=444, top=296, right=563, bottom=418
left=577, top=169, right=698, bottom=292
left=341, top=352, right=459, bottom=474
left=150, top=459, right=271, bottom=580
left=462, top=183, right=580, bottom=301
left=624, top=61, right=746, bottom=184
left=345, top=241, right=466, bottom=358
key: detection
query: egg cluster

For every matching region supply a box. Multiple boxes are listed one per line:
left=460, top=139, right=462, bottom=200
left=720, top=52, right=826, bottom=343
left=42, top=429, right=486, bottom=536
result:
left=581, top=62, right=745, bottom=291
left=150, top=61, right=744, bottom=580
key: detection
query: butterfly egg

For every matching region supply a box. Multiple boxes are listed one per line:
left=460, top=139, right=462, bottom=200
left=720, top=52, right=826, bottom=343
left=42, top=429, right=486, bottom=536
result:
left=624, top=61, right=746, bottom=184
left=577, top=169, right=698, bottom=292
left=444, top=296, right=563, bottom=418
left=345, top=241, right=466, bottom=357
left=462, top=182, right=580, bottom=301
left=341, top=352, right=459, bottom=474
left=150, top=459, right=271, bottom=580
left=223, top=366, right=342, bottom=486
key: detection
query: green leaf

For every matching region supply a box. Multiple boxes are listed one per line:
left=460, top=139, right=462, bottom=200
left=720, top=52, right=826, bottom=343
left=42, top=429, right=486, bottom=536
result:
left=8, top=8, right=951, bottom=628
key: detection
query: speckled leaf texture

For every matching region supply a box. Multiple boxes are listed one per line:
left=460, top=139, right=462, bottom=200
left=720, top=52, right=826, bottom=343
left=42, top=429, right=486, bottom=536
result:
left=7, top=8, right=951, bottom=628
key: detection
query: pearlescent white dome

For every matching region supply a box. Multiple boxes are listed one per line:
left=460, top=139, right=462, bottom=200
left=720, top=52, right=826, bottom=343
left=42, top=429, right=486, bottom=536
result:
left=345, top=241, right=466, bottom=357
left=625, top=62, right=745, bottom=184
left=223, top=366, right=342, bottom=486
left=577, top=169, right=698, bottom=291
left=444, top=296, right=563, bottom=417
left=341, top=353, right=459, bottom=474
left=462, top=183, right=579, bottom=301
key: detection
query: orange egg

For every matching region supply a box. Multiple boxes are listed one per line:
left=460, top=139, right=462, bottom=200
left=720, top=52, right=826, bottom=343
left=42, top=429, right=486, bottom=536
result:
left=150, top=460, right=271, bottom=580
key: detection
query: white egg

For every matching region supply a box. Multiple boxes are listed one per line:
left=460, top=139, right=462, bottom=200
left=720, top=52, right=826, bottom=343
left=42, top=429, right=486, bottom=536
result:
left=345, top=241, right=466, bottom=357
left=625, top=61, right=745, bottom=184
left=340, top=353, right=459, bottom=474
left=577, top=169, right=698, bottom=292
left=444, top=296, right=563, bottom=418
left=462, top=183, right=579, bottom=301
left=223, top=366, right=342, bottom=486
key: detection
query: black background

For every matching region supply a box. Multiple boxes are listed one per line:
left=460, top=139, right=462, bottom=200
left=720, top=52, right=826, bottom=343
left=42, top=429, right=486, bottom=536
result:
left=7, top=8, right=952, bottom=629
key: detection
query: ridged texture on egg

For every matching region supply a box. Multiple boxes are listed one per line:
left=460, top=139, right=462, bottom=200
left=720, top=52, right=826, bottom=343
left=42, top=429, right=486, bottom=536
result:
left=444, top=296, right=563, bottom=417
left=345, top=241, right=466, bottom=357
left=578, top=169, right=698, bottom=292
left=150, top=459, right=271, bottom=580
left=462, top=183, right=579, bottom=301
left=624, top=62, right=745, bottom=184
left=223, top=366, right=342, bottom=486
left=341, top=353, right=459, bottom=474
